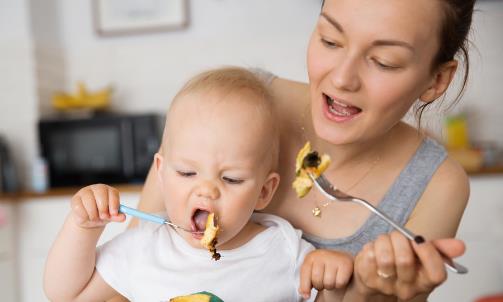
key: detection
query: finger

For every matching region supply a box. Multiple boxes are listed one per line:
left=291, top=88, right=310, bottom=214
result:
left=71, top=196, right=89, bottom=223
left=335, top=256, right=353, bottom=288
left=311, top=259, right=325, bottom=290
left=355, top=242, right=378, bottom=287
left=412, top=238, right=447, bottom=285
left=323, top=264, right=338, bottom=290
left=107, top=187, right=123, bottom=220
left=299, top=257, right=314, bottom=299
left=91, top=184, right=110, bottom=220
left=80, top=189, right=100, bottom=221
left=432, top=238, right=466, bottom=258
left=374, top=234, right=396, bottom=279
left=390, top=231, right=416, bottom=283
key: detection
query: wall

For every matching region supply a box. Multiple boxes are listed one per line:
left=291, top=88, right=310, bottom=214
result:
left=409, top=1, right=503, bottom=144
left=56, top=0, right=320, bottom=114
left=0, top=0, right=38, bottom=190
left=1, top=0, right=502, bottom=190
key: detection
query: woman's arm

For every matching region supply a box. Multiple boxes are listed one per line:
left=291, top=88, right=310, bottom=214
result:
left=341, top=157, right=469, bottom=301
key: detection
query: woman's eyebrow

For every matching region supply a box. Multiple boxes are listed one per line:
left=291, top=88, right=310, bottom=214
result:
left=320, top=12, right=344, bottom=33
left=372, top=40, right=415, bottom=53
left=321, top=12, right=414, bottom=53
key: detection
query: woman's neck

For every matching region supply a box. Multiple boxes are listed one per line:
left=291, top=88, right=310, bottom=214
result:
left=310, top=122, right=406, bottom=171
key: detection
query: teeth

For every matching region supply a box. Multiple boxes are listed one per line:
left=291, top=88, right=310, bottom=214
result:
left=328, top=105, right=351, bottom=116
left=327, top=96, right=348, bottom=108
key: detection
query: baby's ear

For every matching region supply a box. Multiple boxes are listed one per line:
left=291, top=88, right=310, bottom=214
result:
left=255, top=172, right=281, bottom=211
left=154, top=152, right=165, bottom=183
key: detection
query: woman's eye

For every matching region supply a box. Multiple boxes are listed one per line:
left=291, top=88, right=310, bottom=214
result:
left=373, top=59, right=399, bottom=71
left=222, top=176, right=244, bottom=185
left=176, top=171, right=196, bottom=177
left=320, top=38, right=340, bottom=49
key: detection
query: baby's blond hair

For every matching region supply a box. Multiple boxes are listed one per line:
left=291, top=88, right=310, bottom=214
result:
left=165, top=67, right=279, bottom=171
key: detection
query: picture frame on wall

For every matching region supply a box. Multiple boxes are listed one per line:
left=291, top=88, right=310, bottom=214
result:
left=93, top=0, right=189, bottom=36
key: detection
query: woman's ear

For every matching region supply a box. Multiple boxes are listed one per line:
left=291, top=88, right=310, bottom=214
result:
left=255, top=172, right=281, bottom=211
left=420, top=60, right=458, bottom=103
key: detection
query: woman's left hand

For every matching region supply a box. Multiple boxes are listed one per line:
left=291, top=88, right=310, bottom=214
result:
left=352, top=231, right=465, bottom=301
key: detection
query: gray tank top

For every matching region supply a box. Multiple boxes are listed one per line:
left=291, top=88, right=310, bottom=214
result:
left=302, top=137, right=447, bottom=255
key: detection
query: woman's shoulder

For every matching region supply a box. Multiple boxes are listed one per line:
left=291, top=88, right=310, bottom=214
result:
left=270, top=76, right=310, bottom=128
left=406, top=141, right=469, bottom=238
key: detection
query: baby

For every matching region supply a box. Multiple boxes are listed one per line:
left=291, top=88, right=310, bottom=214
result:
left=44, top=67, right=353, bottom=301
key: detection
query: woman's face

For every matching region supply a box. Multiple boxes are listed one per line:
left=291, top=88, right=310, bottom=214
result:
left=307, top=0, right=443, bottom=145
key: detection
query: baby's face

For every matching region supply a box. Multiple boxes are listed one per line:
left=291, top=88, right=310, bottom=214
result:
left=156, top=91, right=275, bottom=249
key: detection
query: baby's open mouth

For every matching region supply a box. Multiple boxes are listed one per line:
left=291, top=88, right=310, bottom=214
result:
left=192, top=209, right=210, bottom=232
left=324, top=93, right=362, bottom=117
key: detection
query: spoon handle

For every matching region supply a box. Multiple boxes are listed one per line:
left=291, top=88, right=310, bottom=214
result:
left=119, top=204, right=166, bottom=224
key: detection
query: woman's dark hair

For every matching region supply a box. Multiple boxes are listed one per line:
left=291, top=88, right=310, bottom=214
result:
left=413, top=0, right=476, bottom=126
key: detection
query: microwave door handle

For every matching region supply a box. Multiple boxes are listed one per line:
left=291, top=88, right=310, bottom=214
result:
left=121, top=121, right=135, bottom=177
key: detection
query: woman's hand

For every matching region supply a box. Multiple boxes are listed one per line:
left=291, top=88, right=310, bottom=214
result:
left=299, top=249, right=354, bottom=300
left=70, top=184, right=126, bottom=229
left=352, top=231, right=465, bottom=301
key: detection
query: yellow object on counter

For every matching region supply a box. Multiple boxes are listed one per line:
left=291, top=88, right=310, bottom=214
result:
left=52, top=82, right=112, bottom=110
left=445, top=114, right=470, bottom=150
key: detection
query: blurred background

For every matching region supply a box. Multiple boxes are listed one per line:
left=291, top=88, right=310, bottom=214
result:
left=0, top=0, right=502, bottom=301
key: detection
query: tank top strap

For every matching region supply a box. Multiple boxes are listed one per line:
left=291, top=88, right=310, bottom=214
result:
left=377, top=137, right=448, bottom=227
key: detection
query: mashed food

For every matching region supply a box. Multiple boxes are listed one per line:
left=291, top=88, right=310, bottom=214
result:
left=292, top=141, right=331, bottom=198
left=200, top=213, right=221, bottom=261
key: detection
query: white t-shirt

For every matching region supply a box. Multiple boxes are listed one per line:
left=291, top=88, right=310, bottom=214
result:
left=96, top=213, right=316, bottom=302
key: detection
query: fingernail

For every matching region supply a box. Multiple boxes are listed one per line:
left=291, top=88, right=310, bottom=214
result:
left=414, top=235, right=425, bottom=244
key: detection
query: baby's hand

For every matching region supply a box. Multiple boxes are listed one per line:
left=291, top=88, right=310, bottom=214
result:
left=70, top=184, right=126, bottom=229
left=299, top=249, right=354, bottom=299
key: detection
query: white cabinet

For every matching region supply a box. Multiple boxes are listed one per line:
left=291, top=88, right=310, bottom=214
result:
left=430, top=176, right=503, bottom=302
left=15, top=192, right=140, bottom=302
left=0, top=201, right=18, bottom=302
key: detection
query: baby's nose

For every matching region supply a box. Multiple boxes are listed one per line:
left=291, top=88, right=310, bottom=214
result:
left=196, top=180, right=220, bottom=200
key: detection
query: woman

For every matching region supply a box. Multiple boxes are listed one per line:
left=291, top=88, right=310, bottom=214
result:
left=132, top=0, right=474, bottom=300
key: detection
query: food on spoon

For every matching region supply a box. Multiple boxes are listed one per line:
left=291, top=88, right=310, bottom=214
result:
left=200, top=212, right=221, bottom=261
left=292, top=141, right=331, bottom=198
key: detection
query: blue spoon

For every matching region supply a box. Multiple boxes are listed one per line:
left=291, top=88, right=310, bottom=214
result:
left=119, top=204, right=201, bottom=234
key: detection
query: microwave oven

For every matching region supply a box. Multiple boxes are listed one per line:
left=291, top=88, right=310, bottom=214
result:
left=38, top=113, right=163, bottom=188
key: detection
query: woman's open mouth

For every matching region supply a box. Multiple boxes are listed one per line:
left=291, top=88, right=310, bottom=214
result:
left=324, top=93, right=362, bottom=121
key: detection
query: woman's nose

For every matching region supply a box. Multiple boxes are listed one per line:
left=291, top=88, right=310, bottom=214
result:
left=196, top=180, right=220, bottom=200
left=330, top=54, right=361, bottom=92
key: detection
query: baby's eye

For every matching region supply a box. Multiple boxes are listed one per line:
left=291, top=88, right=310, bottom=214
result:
left=177, top=170, right=196, bottom=177
left=222, top=176, right=244, bottom=185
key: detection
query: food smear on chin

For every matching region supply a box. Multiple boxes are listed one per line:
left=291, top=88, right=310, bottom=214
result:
left=200, top=212, right=221, bottom=261
left=292, top=141, right=331, bottom=198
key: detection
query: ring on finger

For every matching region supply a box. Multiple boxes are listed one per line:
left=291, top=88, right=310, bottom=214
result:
left=377, top=270, right=394, bottom=279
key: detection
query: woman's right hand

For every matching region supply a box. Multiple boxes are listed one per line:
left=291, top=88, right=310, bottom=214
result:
left=70, top=184, right=126, bottom=229
left=352, top=231, right=465, bottom=301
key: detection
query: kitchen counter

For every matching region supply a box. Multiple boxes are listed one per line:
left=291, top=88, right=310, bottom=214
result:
left=0, top=184, right=143, bottom=201
left=1, top=165, right=503, bottom=201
